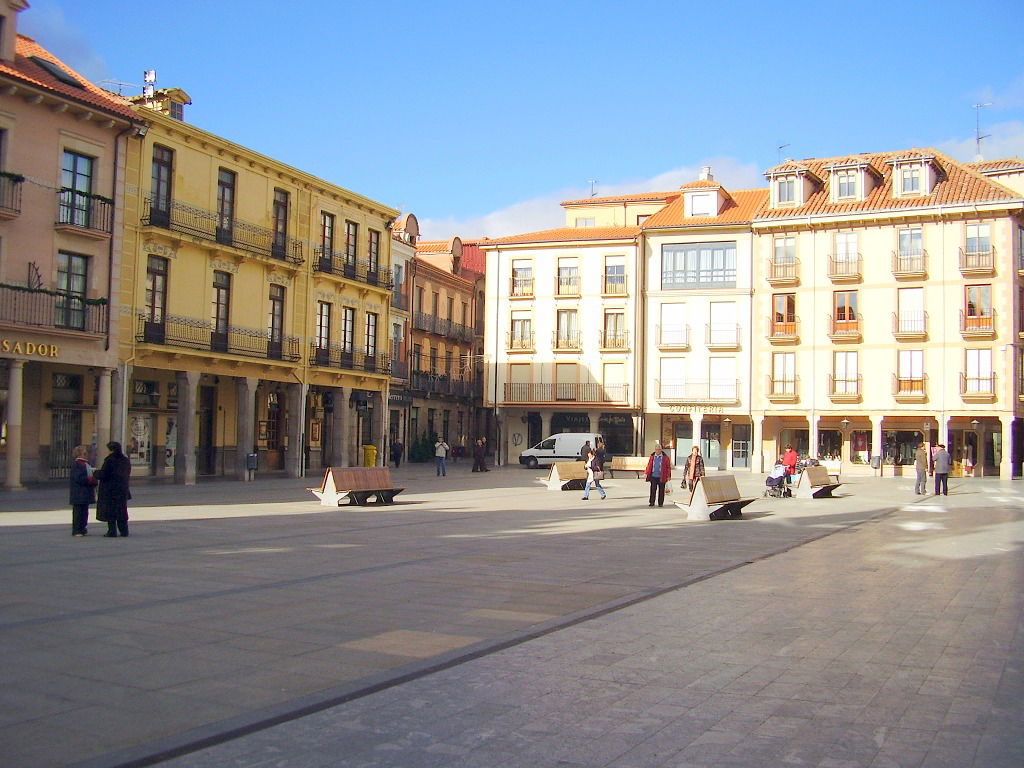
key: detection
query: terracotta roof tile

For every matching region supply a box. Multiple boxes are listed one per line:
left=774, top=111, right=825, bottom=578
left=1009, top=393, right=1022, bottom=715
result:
left=560, top=191, right=679, bottom=206
left=415, top=239, right=454, bottom=254
left=968, top=158, right=1024, bottom=173
left=0, top=36, right=137, bottom=121
left=481, top=226, right=640, bottom=246
left=677, top=179, right=721, bottom=189
left=642, top=188, right=768, bottom=229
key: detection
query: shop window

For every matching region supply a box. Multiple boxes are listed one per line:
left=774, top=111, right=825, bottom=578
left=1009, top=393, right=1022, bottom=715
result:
left=132, top=380, right=160, bottom=408
left=817, top=430, right=841, bottom=462
left=52, top=373, right=83, bottom=404
left=850, top=430, right=870, bottom=464
left=884, top=430, right=926, bottom=466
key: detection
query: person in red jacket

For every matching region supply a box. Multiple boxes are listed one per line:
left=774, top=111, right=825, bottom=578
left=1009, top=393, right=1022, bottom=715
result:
left=782, top=444, right=798, bottom=485
left=645, top=442, right=672, bottom=507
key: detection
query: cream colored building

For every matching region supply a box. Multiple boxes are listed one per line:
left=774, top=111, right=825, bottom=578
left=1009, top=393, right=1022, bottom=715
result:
left=752, top=149, right=1024, bottom=478
left=387, top=213, right=417, bottom=459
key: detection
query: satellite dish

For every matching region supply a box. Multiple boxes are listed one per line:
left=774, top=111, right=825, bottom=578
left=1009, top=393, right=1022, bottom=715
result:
left=143, top=70, right=156, bottom=84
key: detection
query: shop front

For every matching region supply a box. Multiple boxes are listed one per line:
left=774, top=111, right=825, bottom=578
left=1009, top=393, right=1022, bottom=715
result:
left=657, top=406, right=750, bottom=470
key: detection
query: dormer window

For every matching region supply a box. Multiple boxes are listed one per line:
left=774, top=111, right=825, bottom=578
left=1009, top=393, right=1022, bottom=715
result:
left=900, top=165, right=921, bottom=195
left=888, top=156, right=939, bottom=198
left=575, top=217, right=595, bottom=228
left=777, top=178, right=795, bottom=204
left=688, top=193, right=713, bottom=217
left=836, top=170, right=857, bottom=199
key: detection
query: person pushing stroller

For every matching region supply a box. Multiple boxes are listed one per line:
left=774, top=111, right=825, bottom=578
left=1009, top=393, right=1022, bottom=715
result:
left=765, top=459, right=791, bottom=498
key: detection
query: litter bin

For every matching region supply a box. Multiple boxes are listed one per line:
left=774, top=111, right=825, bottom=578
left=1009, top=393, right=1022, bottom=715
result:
left=362, top=444, right=377, bottom=467
left=245, top=452, right=258, bottom=471
left=870, top=455, right=881, bottom=470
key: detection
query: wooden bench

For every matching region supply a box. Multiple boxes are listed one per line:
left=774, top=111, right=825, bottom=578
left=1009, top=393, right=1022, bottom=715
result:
left=308, top=467, right=404, bottom=506
left=544, top=461, right=589, bottom=491
left=675, top=474, right=756, bottom=521
left=793, top=465, right=842, bottom=499
left=609, top=455, right=648, bottom=478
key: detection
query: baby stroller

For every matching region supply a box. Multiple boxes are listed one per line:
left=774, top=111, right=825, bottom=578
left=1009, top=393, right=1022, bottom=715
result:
left=764, top=463, right=791, bottom=498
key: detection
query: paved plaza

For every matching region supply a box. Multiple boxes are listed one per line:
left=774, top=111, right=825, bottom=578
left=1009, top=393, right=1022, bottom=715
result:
left=1, top=463, right=1022, bottom=767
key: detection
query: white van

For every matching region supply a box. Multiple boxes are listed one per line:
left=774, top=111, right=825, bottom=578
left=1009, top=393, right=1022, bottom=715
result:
left=518, top=433, right=603, bottom=468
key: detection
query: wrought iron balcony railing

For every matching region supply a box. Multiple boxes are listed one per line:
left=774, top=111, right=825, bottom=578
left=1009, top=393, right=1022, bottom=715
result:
left=503, top=382, right=629, bottom=404
left=827, top=253, right=862, bottom=280
left=0, top=172, right=24, bottom=218
left=767, top=375, right=799, bottom=398
left=553, top=330, right=582, bottom=350
left=602, top=273, right=627, bottom=295
left=828, top=313, right=862, bottom=338
left=893, top=311, right=928, bottom=337
left=656, top=379, right=739, bottom=403
left=410, top=371, right=476, bottom=397
left=0, top=284, right=108, bottom=334
left=960, top=309, right=996, bottom=336
left=892, top=249, right=927, bottom=276
left=507, top=331, right=534, bottom=350
left=768, top=317, right=799, bottom=340
left=960, top=372, right=996, bottom=396
left=893, top=374, right=927, bottom=397
left=656, top=324, right=690, bottom=348
left=57, top=189, right=112, bottom=235
left=556, top=274, right=580, bottom=296
left=828, top=374, right=862, bottom=398
left=390, top=289, right=409, bottom=310
left=142, top=197, right=304, bottom=264
left=313, top=245, right=393, bottom=288
left=765, top=258, right=799, bottom=283
left=705, top=324, right=740, bottom=348
left=959, top=246, right=995, bottom=273
left=136, top=313, right=300, bottom=361
left=308, top=343, right=390, bottom=374
left=599, top=330, right=629, bottom=349
left=510, top=276, right=534, bottom=297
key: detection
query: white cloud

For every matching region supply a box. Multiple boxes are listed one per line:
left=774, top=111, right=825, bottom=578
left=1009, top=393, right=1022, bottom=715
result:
left=936, top=120, right=1024, bottom=162
left=419, top=156, right=764, bottom=241
left=19, top=0, right=110, bottom=83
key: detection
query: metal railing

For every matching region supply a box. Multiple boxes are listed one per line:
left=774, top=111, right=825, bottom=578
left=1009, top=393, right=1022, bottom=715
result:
left=828, top=374, right=862, bottom=397
left=555, top=274, right=580, bottom=296
left=390, top=289, right=409, bottom=310
left=0, top=172, right=23, bottom=217
left=827, top=253, right=862, bottom=279
left=656, top=324, right=690, bottom=347
left=767, top=375, right=799, bottom=397
left=768, top=317, right=799, bottom=339
left=765, top=258, right=799, bottom=282
left=959, top=246, right=995, bottom=272
left=411, top=371, right=477, bottom=397
left=313, top=245, right=392, bottom=288
left=308, top=343, right=390, bottom=374
left=960, top=309, right=996, bottom=334
left=0, top=284, right=108, bottom=333
left=656, top=379, right=739, bottom=402
left=828, top=313, right=862, bottom=337
left=552, top=330, right=582, bottom=350
left=503, top=382, right=629, bottom=403
left=892, top=249, right=927, bottom=275
left=893, top=374, right=927, bottom=396
left=506, top=332, right=534, bottom=350
left=136, top=313, right=300, bottom=361
left=893, top=311, right=928, bottom=336
left=705, top=324, right=740, bottom=347
left=960, top=372, right=996, bottom=395
left=599, top=330, right=629, bottom=349
left=57, top=189, right=113, bottom=234
left=142, top=197, right=304, bottom=264
left=510, top=276, right=534, bottom=297
left=602, top=273, right=627, bottom=294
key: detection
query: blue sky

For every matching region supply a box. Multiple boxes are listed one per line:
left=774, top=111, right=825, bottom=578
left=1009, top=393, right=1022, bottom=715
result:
left=21, top=0, right=1024, bottom=239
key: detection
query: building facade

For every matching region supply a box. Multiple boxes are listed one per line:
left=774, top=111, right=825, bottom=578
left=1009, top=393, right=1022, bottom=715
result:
left=387, top=213, right=417, bottom=460
left=0, top=3, right=142, bottom=486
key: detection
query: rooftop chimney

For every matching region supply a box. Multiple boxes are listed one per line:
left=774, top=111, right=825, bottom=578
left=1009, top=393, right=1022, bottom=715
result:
left=699, top=165, right=713, bottom=181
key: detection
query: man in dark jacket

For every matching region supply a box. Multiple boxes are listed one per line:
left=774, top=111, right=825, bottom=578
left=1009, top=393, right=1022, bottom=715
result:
left=95, top=441, right=132, bottom=537
left=69, top=444, right=96, bottom=536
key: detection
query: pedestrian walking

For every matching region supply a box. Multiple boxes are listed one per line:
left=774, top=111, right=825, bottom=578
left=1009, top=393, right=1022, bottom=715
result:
left=480, top=437, right=489, bottom=471
left=932, top=443, right=951, bottom=496
left=645, top=442, right=672, bottom=507
left=94, top=441, right=132, bottom=538
left=69, top=444, right=96, bottom=537
left=472, top=438, right=485, bottom=472
left=581, top=448, right=606, bottom=500
left=914, top=441, right=928, bottom=495
left=434, top=436, right=450, bottom=477
left=683, top=445, right=705, bottom=492
left=594, top=439, right=608, bottom=472
left=390, top=439, right=403, bottom=468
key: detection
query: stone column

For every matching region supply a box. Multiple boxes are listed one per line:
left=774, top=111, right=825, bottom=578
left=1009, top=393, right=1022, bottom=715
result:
left=809, top=415, right=819, bottom=463
left=751, top=416, right=763, bottom=474
left=4, top=359, right=24, bottom=490
left=871, top=415, right=883, bottom=475
left=285, top=383, right=304, bottom=478
left=721, top=419, right=733, bottom=470
left=332, top=387, right=348, bottom=466
left=691, top=415, right=703, bottom=468
left=540, top=410, right=551, bottom=439
left=110, top=363, right=132, bottom=446
left=174, top=370, right=200, bottom=485
left=999, top=415, right=1013, bottom=483
left=235, top=376, right=259, bottom=480
left=375, top=392, right=387, bottom=467
left=96, top=368, right=112, bottom=451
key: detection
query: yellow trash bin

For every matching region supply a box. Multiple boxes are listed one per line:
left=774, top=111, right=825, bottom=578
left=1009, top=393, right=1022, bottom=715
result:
left=362, top=444, right=377, bottom=467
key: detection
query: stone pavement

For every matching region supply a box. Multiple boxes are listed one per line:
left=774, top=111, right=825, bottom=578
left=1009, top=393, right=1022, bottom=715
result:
left=0, top=463, right=1021, bottom=767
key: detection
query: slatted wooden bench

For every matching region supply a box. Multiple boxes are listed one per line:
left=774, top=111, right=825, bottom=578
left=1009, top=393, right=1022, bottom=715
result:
left=544, top=461, right=589, bottom=491
left=308, top=467, right=404, bottom=506
left=609, top=456, right=648, bottom=478
left=675, top=474, right=756, bottom=521
left=793, top=465, right=842, bottom=499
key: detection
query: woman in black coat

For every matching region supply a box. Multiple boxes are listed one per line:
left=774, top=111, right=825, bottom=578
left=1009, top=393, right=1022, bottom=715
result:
left=95, top=441, right=132, bottom=537
left=69, top=444, right=96, bottom=536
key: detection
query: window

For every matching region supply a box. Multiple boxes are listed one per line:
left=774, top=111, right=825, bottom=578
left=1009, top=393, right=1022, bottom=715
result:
left=603, top=311, right=625, bottom=348
left=444, top=352, right=452, bottom=377
left=510, top=311, right=532, bottom=348
left=689, top=193, right=713, bottom=216
left=368, top=229, right=380, bottom=274
left=659, top=357, right=685, bottom=399
left=446, top=296, right=454, bottom=321
left=898, top=227, right=921, bottom=257
left=834, top=232, right=858, bottom=270
left=575, top=217, right=595, bottom=227
left=836, top=169, right=856, bottom=199
left=268, top=284, right=285, bottom=358
left=429, top=347, right=438, bottom=374
left=365, top=312, right=378, bottom=358
left=342, top=306, right=355, bottom=353
left=557, top=258, right=579, bottom=295
left=511, top=259, right=533, bottom=295
left=432, top=292, right=439, bottom=318
left=55, top=251, right=87, bottom=329
left=321, top=212, right=335, bottom=256
left=900, top=165, right=921, bottom=195
left=708, top=302, right=737, bottom=345
left=151, top=145, right=173, bottom=217
left=415, top=286, right=424, bottom=313
left=709, top=357, right=736, bottom=400
left=662, top=241, right=736, bottom=289
left=897, top=350, right=925, bottom=393
left=966, top=222, right=991, bottom=255
left=211, top=271, right=231, bottom=351
left=772, top=293, right=796, bottom=335
left=272, top=189, right=289, bottom=255
left=777, top=177, right=795, bottom=203
left=772, top=352, right=796, bottom=395
left=345, top=221, right=358, bottom=264
left=659, top=303, right=687, bottom=345
left=411, top=343, right=422, bottom=371
left=604, top=256, right=625, bottom=294
left=834, top=290, right=858, bottom=330
left=145, top=255, right=167, bottom=324
left=391, top=321, right=403, bottom=359
left=393, top=262, right=404, bottom=291
left=965, top=284, right=993, bottom=331
left=216, top=168, right=235, bottom=241
left=897, top=287, right=924, bottom=334
left=461, top=301, right=468, bottom=327
left=1018, top=225, right=1024, bottom=270
left=60, top=150, right=94, bottom=227
left=636, top=214, right=649, bottom=225
left=833, top=351, right=858, bottom=393
left=965, top=349, right=993, bottom=393
left=774, top=236, right=795, bottom=264
left=316, top=302, right=331, bottom=349
left=556, top=309, right=578, bottom=348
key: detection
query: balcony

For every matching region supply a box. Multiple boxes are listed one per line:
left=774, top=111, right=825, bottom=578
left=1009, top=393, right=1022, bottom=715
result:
left=553, top=330, right=581, bottom=351
left=656, top=379, right=739, bottom=404
left=960, top=372, right=996, bottom=401
left=656, top=324, right=690, bottom=349
left=555, top=274, right=580, bottom=297
left=959, top=246, right=995, bottom=277
left=503, top=381, right=629, bottom=404
left=828, top=374, right=862, bottom=402
left=448, top=321, right=475, bottom=343
left=412, top=371, right=477, bottom=398
left=510, top=276, right=534, bottom=298
left=0, top=284, right=108, bottom=334
left=893, top=311, right=928, bottom=340
left=893, top=374, right=928, bottom=402
left=390, top=289, right=409, bottom=311
left=141, top=197, right=304, bottom=265
left=308, top=343, right=390, bottom=374
left=0, top=172, right=24, bottom=219
left=827, top=253, right=862, bottom=282
left=136, top=314, right=300, bottom=361
left=767, top=317, right=800, bottom=344
left=827, top=313, right=862, bottom=342
left=765, top=258, right=800, bottom=285
left=766, top=376, right=799, bottom=402
left=313, top=246, right=392, bottom=288
left=705, top=324, right=740, bottom=350
left=960, top=310, right=996, bottom=340
left=390, top=357, right=409, bottom=379
left=599, top=330, right=629, bottom=351
left=892, top=249, right=927, bottom=279
left=56, top=189, right=112, bottom=238
left=506, top=331, right=535, bottom=352
left=602, top=273, right=627, bottom=295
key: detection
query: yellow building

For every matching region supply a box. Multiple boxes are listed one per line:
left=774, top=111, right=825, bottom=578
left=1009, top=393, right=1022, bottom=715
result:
left=118, top=88, right=398, bottom=483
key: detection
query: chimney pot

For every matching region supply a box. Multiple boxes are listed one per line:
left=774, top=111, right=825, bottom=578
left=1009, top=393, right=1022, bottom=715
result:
left=699, top=165, right=713, bottom=181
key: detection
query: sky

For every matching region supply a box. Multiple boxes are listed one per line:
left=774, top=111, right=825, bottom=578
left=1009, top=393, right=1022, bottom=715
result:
left=20, top=0, right=1024, bottom=240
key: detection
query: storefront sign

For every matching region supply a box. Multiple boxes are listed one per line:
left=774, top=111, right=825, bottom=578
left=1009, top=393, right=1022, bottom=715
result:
left=1, top=339, right=59, bottom=357
left=667, top=404, right=724, bottom=415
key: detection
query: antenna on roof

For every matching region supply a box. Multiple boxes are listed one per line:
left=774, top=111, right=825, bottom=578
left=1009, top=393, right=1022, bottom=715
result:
left=777, top=143, right=790, bottom=165
left=100, top=79, right=140, bottom=96
left=972, top=102, right=992, bottom=161
left=587, top=179, right=598, bottom=197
